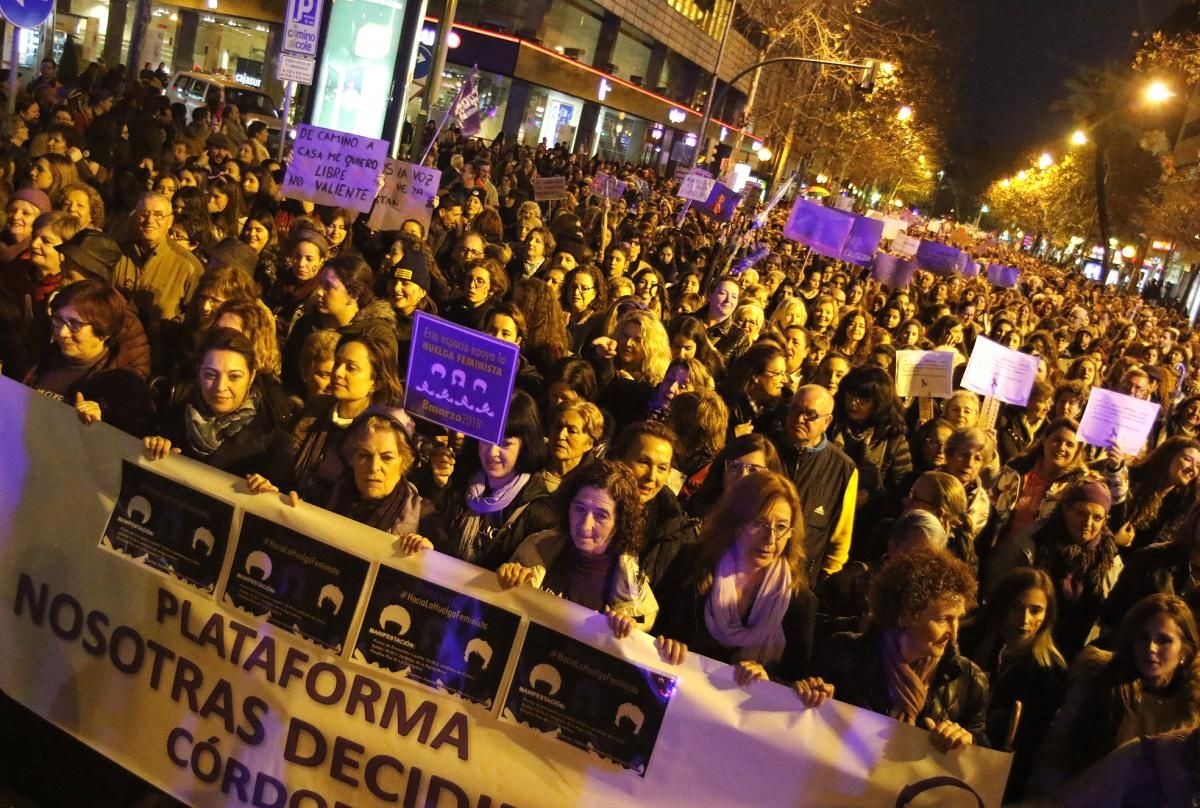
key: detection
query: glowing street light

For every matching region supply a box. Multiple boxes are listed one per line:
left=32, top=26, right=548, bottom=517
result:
left=1145, top=81, right=1174, bottom=104
left=1121, top=245, right=1137, bottom=259
left=815, top=173, right=829, bottom=184
left=1071, top=129, right=1088, bottom=146
left=756, top=147, right=772, bottom=161
left=1038, top=152, right=1053, bottom=169
left=1016, top=170, right=1028, bottom=181
left=981, top=204, right=990, bottom=213
left=1000, top=178, right=1010, bottom=187
left=897, top=105, right=913, bottom=122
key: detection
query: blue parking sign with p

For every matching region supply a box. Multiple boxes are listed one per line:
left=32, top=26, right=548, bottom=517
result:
left=283, top=0, right=323, bottom=56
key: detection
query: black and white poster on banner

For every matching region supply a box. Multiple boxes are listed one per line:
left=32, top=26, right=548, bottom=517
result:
left=100, top=459, right=234, bottom=593
left=502, top=622, right=677, bottom=775
left=352, top=564, right=521, bottom=707
left=224, top=513, right=370, bottom=652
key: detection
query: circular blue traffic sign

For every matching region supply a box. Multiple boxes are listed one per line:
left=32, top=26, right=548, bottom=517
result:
left=0, top=0, right=54, bottom=30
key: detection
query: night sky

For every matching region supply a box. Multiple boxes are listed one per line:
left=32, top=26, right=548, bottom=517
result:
left=949, top=0, right=1182, bottom=198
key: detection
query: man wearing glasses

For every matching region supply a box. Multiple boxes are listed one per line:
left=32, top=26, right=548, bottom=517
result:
left=115, top=193, right=203, bottom=325
left=776, top=384, right=858, bottom=586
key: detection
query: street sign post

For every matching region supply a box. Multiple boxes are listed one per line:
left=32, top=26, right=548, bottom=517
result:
left=276, top=52, right=316, bottom=85
left=0, top=0, right=55, bottom=113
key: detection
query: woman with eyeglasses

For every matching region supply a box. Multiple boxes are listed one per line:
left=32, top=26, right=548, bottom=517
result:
left=682, top=432, right=783, bottom=518
left=721, top=342, right=789, bottom=440
left=26, top=279, right=153, bottom=436
left=443, top=258, right=506, bottom=333
left=561, top=265, right=608, bottom=353
left=651, top=471, right=815, bottom=684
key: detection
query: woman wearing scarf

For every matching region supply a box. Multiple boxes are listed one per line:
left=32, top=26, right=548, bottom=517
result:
left=985, top=478, right=1123, bottom=660
left=650, top=471, right=814, bottom=684
left=264, top=226, right=328, bottom=341
left=289, top=333, right=404, bottom=505
left=143, top=328, right=293, bottom=485
left=395, top=391, right=557, bottom=569
left=495, top=460, right=658, bottom=628
left=794, top=547, right=989, bottom=754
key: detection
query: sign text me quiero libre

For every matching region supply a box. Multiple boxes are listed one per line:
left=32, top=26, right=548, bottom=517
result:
left=284, top=125, right=387, bottom=214
left=0, top=377, right=1012, bottom=807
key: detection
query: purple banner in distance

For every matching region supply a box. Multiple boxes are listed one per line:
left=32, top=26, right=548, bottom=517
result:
left=783, top=198, right=854, bottom=259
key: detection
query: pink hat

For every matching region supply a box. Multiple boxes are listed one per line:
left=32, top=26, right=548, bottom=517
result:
left=12, top=187, right=51, bottom=214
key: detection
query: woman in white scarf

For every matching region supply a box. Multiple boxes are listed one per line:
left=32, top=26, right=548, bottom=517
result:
left=631, top=471, right=815, bottom=683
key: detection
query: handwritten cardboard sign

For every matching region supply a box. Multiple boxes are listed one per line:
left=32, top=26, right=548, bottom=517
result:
left=891, top=233, right=920, bottom=258
left=366, top=158, right=441, bottom=231
left=533, top=176, right=568, bottom=201
left=961, top=335, right=1040, bottom=406
left=284, top=124, right=388, bottom=213
left=1077, top=387, right=1162, bottom=455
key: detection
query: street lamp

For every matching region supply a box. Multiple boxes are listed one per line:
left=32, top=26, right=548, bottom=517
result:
left=1146, top=81, right=1174, bottom=104
left=897, top=105, right=913, bottom=122
left=1000, top=178, right=1010, bottom=187
left=1071, top=129, right=1088, bottom=146
left=1016, top=170, right=1028, bottom=181
left=756, top=147, right=772, bottom=161
left=1038, top=152, right=1053, bottom=169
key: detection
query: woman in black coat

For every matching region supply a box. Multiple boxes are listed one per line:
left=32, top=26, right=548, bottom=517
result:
left=795, top=548, right=990, bottom=754
left=143, top=328, right=293, bottom=485
left=654, top=471, right=815, bottom=684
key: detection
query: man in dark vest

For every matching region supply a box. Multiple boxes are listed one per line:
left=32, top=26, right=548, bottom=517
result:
left=776, top=384, right=858, bottom=586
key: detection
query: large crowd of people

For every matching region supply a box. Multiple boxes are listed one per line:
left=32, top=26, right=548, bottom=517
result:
left=4, top=58, right=1200, bottom=806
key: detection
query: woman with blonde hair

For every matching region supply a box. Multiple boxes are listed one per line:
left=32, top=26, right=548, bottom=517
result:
left=767, top=297, right=808, bottom=335
left=593, top=307, right=671, bottom=386
left=57, top=181, right=104, bottom=230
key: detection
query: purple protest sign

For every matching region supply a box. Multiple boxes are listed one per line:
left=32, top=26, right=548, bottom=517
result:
left=404, top=312, right=521, bottom=444
left=915, top=240, right=966, bottom=276
left=697, top=181, right=740, bottom=222
left=870, top=253, right=919, bottom=287
left=590, top=171, right=627, bottom=200
left=841, top=215, right=885, bottom=266
left=783, top=198, right=855, bottom=259
left=962, top=258, right=980, bottom=278
left=986, top=263, right=1020, bottom=288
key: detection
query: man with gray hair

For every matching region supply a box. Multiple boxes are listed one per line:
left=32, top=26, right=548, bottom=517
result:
left=776, top=384, right=858, bottom=585
left=887, top=510, right=948, bottom=555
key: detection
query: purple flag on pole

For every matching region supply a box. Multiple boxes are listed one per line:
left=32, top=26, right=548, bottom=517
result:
left=870, top=253, right=919, bottom=287
left=697, top=181, right=740, bottom=222
left=840, top=215, right=885, bottom=266
left=450, top=67, right=481, bottom=136
left=986, top=263, right=1020, bottom=288
left=915, top=240, right=966, bottom=276
left=783, top=198, right=854, bottom=259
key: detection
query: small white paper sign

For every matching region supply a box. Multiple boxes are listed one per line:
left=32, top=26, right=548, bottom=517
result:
left=1077, top=387, right=1162, bottom=455
left=892, top=233, right=920, bottom=258
left=961, top=335, right=1041, bottom=406
left=533, top=176, right=567, bottom=201
left=895, top=350, right=956, bottom=399
left=881, top=217, right=907, bottom=241
left=833, top=195, right=854, bottom=212
left=678, top=172, right=717, bottom=202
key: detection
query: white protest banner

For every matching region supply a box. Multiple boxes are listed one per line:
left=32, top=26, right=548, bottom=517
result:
left=832, top=195, right=854, bottom=212
left=532, top=176, right=567, bottom=201
left=1077, top=387, right=1162, bottom=455
left=284, top=124, right=388, bottom=213
left=366, top=158, right=441, bottom=232
left=892, top=232, right=920, bottom=257
left=590, top=171, right=627, bottom=200
left=961, top=335, right=1041, bottom=406
left=678, top=171, right=717, bottom=202
left=0, top=378, right=1012, bottom=807
left=895, top=350, right=956, bottom=399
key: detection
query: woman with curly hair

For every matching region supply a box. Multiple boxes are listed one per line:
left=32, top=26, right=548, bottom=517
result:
left=651, top=471, right=815, bottom=682
left=499, top=459, right=658, bottom=626
left=1111, top=437, right=1200, bottom=550
left=1031, top=594, right=1200, bottom=794
left=829, top=306, right=874, bottom=366
left=513, top=276, right=570, bottom=377
left=1154, top=394, right=1200, bottom=448
left=561, top=265, right=608, bottom=352
left=794, top=547, right=989, bottom=753
left=591, top=307, right=671, bottom=419
left=57, top=181, right=104, bottom=230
